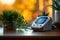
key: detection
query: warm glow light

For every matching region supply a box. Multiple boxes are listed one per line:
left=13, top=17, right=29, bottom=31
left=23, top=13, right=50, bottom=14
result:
left=39, top=0, right=44, bottom=11
left=22, top=9, right=32, bottom=21
left=0, top=0, right=16, bottom=5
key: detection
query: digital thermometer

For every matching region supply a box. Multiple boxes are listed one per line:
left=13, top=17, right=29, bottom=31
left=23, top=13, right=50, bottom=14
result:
left=31, top=16, right=52, bottom=31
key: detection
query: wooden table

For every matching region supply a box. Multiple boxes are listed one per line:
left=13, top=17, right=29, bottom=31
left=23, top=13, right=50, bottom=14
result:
left=0, top=30, right=60, bottom=40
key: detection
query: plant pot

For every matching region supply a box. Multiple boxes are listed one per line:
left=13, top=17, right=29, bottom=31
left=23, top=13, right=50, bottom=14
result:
left=54, top=10, right=60, bottom=23
left=54, top=10, right=60, bottom=29
left=4, top=21, right=16, bottom=33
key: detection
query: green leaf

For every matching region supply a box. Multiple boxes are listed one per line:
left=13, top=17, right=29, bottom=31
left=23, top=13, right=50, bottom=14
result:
left=53, top=0, right=60, bottom=10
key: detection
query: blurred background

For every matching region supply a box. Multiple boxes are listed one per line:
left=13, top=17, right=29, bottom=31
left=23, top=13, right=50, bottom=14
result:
left=0, top=0, right=52, bottom=23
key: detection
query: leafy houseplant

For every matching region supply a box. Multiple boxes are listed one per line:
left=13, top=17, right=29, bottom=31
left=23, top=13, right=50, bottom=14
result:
left=0, top=10, right=30, bottom=32
left=0, top=10, right=19, bottom=31
left=52, top=0, right=60, bottom=23
left=52, top=0, right=60, bottom=29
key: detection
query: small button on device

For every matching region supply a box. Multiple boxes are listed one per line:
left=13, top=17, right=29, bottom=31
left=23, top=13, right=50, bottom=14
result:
left=40, top=25, right=41, bottom=26
left=33, top=24, right=35, bottom=26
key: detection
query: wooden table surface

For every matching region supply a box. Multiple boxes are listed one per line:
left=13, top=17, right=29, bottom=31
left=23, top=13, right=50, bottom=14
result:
left=0, top=30, right=60, bottom=39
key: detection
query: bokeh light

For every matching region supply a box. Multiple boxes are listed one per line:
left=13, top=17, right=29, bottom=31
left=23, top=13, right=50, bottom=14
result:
left=0, top=0, right=16, bottom=5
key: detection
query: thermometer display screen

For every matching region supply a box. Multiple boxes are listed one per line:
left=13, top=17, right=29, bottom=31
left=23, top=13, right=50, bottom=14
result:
left=35, top=17, right=48, bottom=24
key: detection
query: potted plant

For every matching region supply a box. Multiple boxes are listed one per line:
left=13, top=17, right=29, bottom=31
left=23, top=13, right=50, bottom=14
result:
left=52, top=0, right=60, bottom=23
left=0, top=10, right=30, bottom=32
left=52, top=0, right=60, bottom=29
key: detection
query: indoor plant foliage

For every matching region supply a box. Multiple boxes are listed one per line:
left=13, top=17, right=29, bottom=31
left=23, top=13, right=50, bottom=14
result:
left=0, top=10, right=30, bottom=31
left=53, top=0, right=60, bottom=10
left=0, top=10, right=19, bottom=30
